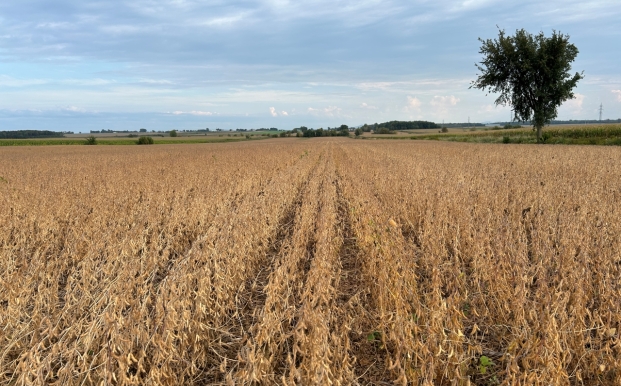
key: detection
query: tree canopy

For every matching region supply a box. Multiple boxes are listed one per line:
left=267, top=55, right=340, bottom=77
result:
left=376, top=121, right=439, bottom=131
left=0, top=130, right=64, bottom=139
left=293, top=126, right=350, bottom=137
left=471, top=29, right=583, bottom=141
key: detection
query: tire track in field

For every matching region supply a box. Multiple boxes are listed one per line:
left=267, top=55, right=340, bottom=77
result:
left=151, top=146, right=315, bottom=311
left=281, top=145, right=346, bottom=385
left=211, top=181, right=306, bottom=384
left=235, top=157, right=317, bottom=340
left=334, top=169, right=389, bottom=386
left=233, top=149, right=327, bottom=384
left=147, top=149, right=325, bottom=384
left=200, top=149, right=326, bottom=383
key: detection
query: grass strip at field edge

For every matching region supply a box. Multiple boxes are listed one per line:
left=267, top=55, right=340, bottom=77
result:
left=364, top=128, right=621, bottom=146
left=0, top=137, right=267, bottom=146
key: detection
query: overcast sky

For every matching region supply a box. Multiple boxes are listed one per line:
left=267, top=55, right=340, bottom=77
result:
left=1, top=0, right=620, bottom=132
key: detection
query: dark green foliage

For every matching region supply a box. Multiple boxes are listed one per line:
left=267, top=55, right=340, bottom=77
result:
left=85, top=136, right=97, bottom=145
left=0, top=130, right=64, bottom=139
left=442, top=122, right=486, bottom=128
left=169, top=130, right=178, bottom=137
left=298, top=126, right=350, bottom=137
left=478, top=356, right=494, bottom=375
left=488, top=124, right=522, bottom=131
left=366, top=331, right=381, bottom=343
left=550, top=119, right=621, bottom=125
left=471, top=29, right=583, bottom=142
left=401, top=125, right=621, bottom=146
left=375, top=127, right=394, bottom=134
left=358, top=121, right=438, bottom=133
left=137, top=136, right=154, bottom=145
left=546, top=126, right=621, bottom=139
left=376, top=120, right=439, bottom=131
left=354, top=128, right=362, bottom=137
left=440, top=127, right=449, bottom=133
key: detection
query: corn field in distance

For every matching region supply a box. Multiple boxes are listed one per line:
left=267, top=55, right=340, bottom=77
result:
left=1, top=138, right=620, bottom=385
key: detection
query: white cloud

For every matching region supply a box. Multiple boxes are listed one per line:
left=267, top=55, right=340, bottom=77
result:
left=356, top=78, right=470, bottom=92
left=36, top=22, right=73, bottom=29
left=452, top=0, right=498, bottom=12
left=138, top=79, right=173, bottom=85
left=307, top=105, right=342, bottom=117
left=563, top=93, right=585, bottom=111
left=407, top=96, right=421, bottom=109
left=529, top=0, right=621, bottom=23
left=100, top=25, right=145, bottom=34
left=260, top=0, right=401, bottom=27
left=60, top=78, right=114, bottom=86
left=199, top=12, right=250, bottom=28
left=361, top=102, right=377, bottom=109
left=429, top=95, right=461, bottom=120
left=0, top=75, right=47, bottom=87
left=62, top=106, right=87, bottom=113
left=357, top=81, right=402, bottom=91
left=324, top=106, right=342, bottom=116
left=171, top=110, right=213, bottom=116
left=269, top=107, right=288, bottom=116
left=613, top=90, right=621, bottom=102
left=477, top=104, right=499, bottom=114
left=430, top=95, right=460, bottom=107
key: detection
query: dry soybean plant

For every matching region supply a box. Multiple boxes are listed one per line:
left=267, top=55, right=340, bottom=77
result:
left=0, top=138, right=620, bottom=385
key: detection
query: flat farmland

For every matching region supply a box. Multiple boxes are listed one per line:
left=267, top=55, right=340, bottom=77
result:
left=1, top=139, right=620, bottom=385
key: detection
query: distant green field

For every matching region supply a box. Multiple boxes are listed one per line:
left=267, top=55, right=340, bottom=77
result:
left=369, top=124, right=621, bottom=146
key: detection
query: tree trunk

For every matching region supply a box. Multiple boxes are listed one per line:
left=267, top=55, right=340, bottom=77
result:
left=536, top=125, right=543, bottom=143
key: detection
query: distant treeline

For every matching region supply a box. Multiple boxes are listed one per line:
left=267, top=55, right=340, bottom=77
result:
left=441, top=122, right=486, bottom=128
left=293, top=125, right=350, bottom=137
left=381, top=120, right=439, bottom=130
left=364, top=121, right=439, bottom=131
left=551, top=119, right=621, bottom=125
left=0, top=130, right=65, bottom=139
left=90, top=129, right=135, bottom=133
left=494, top=119, right=621, bottom=126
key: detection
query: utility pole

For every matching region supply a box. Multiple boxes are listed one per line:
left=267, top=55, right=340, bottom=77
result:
left=599, top=103, right=603, bottom=121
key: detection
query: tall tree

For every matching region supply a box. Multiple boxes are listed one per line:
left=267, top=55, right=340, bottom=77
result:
left=471, top=29, right=583, bottom=142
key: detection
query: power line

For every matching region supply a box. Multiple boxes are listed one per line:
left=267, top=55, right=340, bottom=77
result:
left=599, top=103, right=603, bottom=121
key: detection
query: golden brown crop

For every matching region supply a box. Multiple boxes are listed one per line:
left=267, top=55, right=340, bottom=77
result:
left=1, top=139, right=620, bottom=385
